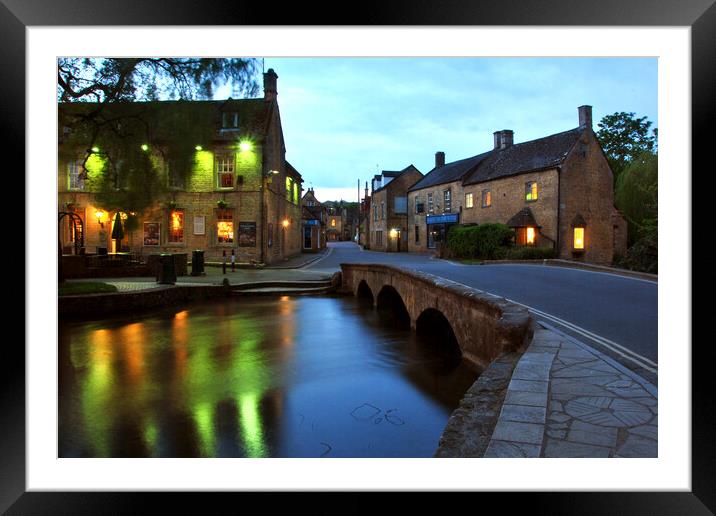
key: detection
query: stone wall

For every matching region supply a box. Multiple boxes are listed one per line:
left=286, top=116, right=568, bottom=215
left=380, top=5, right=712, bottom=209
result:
left=340, top=263, right=533, bottom=368
left=407, top=179, right=465, bottom=253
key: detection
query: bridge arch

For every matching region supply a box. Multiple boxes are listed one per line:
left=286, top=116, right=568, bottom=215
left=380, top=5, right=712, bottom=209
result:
left=356, top=280, right=374, bottom=304
left=376, top=285, right=410, bottom=327
left=415, top=308, right=462, bottom=358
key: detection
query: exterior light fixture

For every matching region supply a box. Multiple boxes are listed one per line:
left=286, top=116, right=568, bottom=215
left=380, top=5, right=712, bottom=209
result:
left=271, top=170, right=279, bottom=174
left=389, top=228, right=399, bottom=239
left=195, top=145, right=203, bottom=151
left=91, top=146, right=100, bottom=153
left=239, top=140, right=253, bottom=152
left=141, top=144, right=149, bottom=151
left=282, top=219, right=290, bottom=228
left=95, top=210, right=106, bottom=227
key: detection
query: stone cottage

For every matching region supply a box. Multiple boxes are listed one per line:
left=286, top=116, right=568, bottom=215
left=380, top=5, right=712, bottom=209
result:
left=407, top=106, right=627, bottom=264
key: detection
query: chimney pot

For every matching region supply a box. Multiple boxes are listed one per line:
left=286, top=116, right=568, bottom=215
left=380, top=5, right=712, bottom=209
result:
left=435, top=151, right=445, bottom=168
left=493, top=131, right=502, bottom=149
left=499, top=130, right=514, bottom=149
left=578, top=105, right=592, bottom=128
left=263, top=68, right=278, bottom=101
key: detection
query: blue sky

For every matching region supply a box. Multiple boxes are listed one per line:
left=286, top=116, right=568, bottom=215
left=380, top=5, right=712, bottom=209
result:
left=226, top=58, right=657, bottom=203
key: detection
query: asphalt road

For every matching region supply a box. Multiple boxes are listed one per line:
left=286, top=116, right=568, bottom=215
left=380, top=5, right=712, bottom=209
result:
left=308, top=242, right=658, bottom=383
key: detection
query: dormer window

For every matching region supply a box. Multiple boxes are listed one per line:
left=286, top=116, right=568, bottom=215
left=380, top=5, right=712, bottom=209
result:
left=222, top=111, right=239, bottom=129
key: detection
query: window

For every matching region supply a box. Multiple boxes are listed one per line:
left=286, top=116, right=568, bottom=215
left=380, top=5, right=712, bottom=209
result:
left=482, top=189, right=492, bottom=208
left=376, top=230, right=383, bottom=246
left=465, top=192, right=474, bottom=209
left=68, top=160, right=85, bottom=190
left=444, top=189, right=451, bottom=212
left=516, top=227, right=537, bottom=246
left=394, top=196, right=407, bottom=214
left=293, top=182, right=300, bottom=204
left=381, top=202, right=385, bottom=219
left=216, top=153, right=235, bottom=189
left=286, top=177, right=293, bottom=202
left=373, top=206, right=377, bottom=221
left=331, top=219, right=336, bottom=227
left=574, top=227, right=585, bottom=250
left=427, top=193, right=434, bottom=213
left=222, top=111, right=239, bottom=129
left=526, top=181, right=538, bottom=201
left=415, top=225, right=420, bottom=244
left=168, top=209, right=184, bottom=243
left=217, top=210, right=234, bottom=243
left=526, top=227, right=535, bottom=245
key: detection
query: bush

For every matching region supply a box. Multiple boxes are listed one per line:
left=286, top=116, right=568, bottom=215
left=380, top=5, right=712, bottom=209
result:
left=615, top=224, right=657, bottom=274
left=503, top=246, right=556, bottom=260
left=446, top=224, right=514, bottom=259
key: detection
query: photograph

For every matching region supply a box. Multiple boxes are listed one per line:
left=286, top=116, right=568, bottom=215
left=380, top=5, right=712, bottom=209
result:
left=56, top=56, right=660, bottom=460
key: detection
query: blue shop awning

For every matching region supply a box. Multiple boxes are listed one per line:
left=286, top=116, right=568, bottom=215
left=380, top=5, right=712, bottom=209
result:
left=426, top=213, right=459, bottom=225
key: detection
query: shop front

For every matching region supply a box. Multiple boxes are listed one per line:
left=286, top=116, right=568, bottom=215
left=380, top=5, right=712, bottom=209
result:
left=426, top=213, right=459, bottom=249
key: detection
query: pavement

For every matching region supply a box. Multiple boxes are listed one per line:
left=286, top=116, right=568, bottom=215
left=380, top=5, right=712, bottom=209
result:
left=484, top=323, right=657, bottom=458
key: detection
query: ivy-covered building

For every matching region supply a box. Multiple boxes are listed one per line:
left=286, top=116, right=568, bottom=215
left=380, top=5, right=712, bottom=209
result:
left=58, top=69, right=303, bottom=265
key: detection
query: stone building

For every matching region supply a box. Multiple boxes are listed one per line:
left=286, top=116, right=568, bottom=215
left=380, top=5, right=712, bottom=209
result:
left=301, top=187, right=327, bottom=252
left=57, top=68, right=303, bottom=265
left=370, top=165, right=423, bottom=252
left=359, top=182, right=371, bottom=248
left=408, top=106, right=627, bottom=264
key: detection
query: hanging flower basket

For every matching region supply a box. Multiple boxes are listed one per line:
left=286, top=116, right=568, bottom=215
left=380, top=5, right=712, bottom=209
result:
left=217, top=199, right=228, bottom=210
left=64, top=201, right=76, bottom=212
left=166, top=200, right=178, bottom=211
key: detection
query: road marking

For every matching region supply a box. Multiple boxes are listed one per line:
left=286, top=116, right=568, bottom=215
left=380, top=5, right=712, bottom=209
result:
left=300, top=246, right=334, bottom=269
left=437, top=276, right=658, bottom=374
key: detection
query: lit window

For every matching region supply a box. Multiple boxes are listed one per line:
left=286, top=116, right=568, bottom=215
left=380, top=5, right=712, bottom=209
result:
left=217, top=210, right=234, bottom=243
left=68, top=160, right=85, bottom=190
left=526, top=182, right=538, bottom=201
left=526, top=227, right=535, bottom=245
left=444, top=189, right=452, bottom=212
left=216, top=153, right=235, bottom=188
left=427, top=193, right=434, bottom=213
left=286, top=177, right=293, bottom=202
left=168, top=210, right=184, bottom=243
left=465, top=192, right=474, bottom=209
left=574, top=227, right=585, bottom=250
left=482, top=189, right=491, bottom=208
left=331, top=219, right=336, bottom=227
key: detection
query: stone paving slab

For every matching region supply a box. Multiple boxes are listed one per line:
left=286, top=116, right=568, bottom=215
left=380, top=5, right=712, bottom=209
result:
left=484, top=324, right=658, bottom=458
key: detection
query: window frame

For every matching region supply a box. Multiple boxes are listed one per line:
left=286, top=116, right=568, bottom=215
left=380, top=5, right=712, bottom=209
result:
left=215, top=152, right=236, bottom=190
left=443, top=188, right=452, bottom=213
left=525, top=181, right=538, bottom=202
left=67, top=160, right=85, bottom=191
left=465, top=192, right=474, bottom=209
left=167, top=209, right=185, bottom=245
left=482, top=189, right=492, bottom=208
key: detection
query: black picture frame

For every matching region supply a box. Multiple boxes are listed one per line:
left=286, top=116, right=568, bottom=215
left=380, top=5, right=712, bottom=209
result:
left=8, top=0, right=707, bottom=512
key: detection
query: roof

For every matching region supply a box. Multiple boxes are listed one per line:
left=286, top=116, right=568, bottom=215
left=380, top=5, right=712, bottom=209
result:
left=372, top=164, right=422, bottom=194
left=463, top=128, right=583, bottom=185
left=409, top=127, right=584, bottom=192
left=507, top=207, right=539, bottom=228
left=285, top=160, right=302, bottom=180
left=408, top=152, right=491, bottom=192
left=58, top=98, right=273, bottom=143
left=302, top=205, right=325, bottom=223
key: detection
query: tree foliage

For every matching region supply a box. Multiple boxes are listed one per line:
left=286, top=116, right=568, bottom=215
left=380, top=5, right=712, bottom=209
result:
left=596, top=111, right=657, bottom=182
left=58, top=58, right=260, bottom=214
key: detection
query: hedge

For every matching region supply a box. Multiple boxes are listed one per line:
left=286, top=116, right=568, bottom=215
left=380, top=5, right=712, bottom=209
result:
left=446, top=223, right=515, bottom=259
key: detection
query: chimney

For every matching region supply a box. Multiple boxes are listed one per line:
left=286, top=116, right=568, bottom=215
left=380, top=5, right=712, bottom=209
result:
left=493, top=131, right=502, bottom=149
left=263, top=68, right=278, bottom=101
left=500, top=129, right=515, bottom=149
left=578, top=105, right=592, bottom=128
left=435, top=151, right=445, bottom=168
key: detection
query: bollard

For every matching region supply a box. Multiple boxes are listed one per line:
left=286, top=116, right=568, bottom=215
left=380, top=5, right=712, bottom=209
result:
left=158, top=253, right=177, bottom=285
left=222, top=250, right=227, bottom=275
left=191, top=250, right=205, bottom=276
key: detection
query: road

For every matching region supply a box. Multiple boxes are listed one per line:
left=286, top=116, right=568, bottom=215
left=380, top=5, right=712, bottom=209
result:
left=307, top=242, right=658, bottom=383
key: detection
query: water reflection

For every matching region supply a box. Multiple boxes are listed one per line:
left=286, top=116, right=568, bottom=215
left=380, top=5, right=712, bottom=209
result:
left=59, top=296, right=480, bottom=458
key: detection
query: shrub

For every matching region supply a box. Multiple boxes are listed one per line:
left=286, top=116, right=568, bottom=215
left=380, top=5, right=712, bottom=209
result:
left=615, top=224, right=657, bottom=274
left=446, top=224, right=514, bottom=259
left=503, top=246, right=556, bottom=260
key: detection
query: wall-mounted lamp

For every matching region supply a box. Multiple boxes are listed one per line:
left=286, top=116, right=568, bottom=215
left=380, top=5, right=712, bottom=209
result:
left=91, top=146, right=100, bottom=153
left=239, top=140, right=253, bottom=152
left=282, top=219, right=290, bottom=228
left=95, top=210, right=106, bottom=228
left=140, top=144, right=149, bottom=152
left=195, top=145, right=203, bottom=151
left=389, top=228, right=399, bottom=239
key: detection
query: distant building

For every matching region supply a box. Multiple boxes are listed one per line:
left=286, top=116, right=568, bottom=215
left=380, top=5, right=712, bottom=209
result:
left=301, top=187, right=327, bottom=252
left=408, top=106, right=627, bottom=264
left=370, top=165, right=423, bottom=252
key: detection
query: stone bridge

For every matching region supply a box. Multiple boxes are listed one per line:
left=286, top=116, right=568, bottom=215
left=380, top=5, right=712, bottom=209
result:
left=339, top=263, right=534, bottom=368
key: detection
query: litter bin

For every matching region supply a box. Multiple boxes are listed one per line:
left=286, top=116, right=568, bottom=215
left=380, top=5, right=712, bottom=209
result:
left=191, top=250, right=205, bottom=276
left=157, top=253, right=177, bottom=285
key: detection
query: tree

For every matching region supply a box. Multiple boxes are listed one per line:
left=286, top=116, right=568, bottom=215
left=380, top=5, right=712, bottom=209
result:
left=58, top=58, right=260, bottom=214
left=596, top=112, right=657, bottom=183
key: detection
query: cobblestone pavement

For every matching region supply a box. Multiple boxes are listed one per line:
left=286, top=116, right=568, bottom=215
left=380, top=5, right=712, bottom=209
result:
left=484, top=324, right=658, bottom=458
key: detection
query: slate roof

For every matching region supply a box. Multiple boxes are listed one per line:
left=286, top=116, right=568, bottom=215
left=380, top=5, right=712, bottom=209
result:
left=507, top=207, right=539, bottom=228
left=408, top=151, right=492, bottom=192
left=58, top=98, right=273, bottom=143
left=285, top=160, right=302, bottom=180
left=372, top=164, right=422, bottom=194
left=409, top=127, right=584, bottom=192
left=463, top=128, right=583, bottom=185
